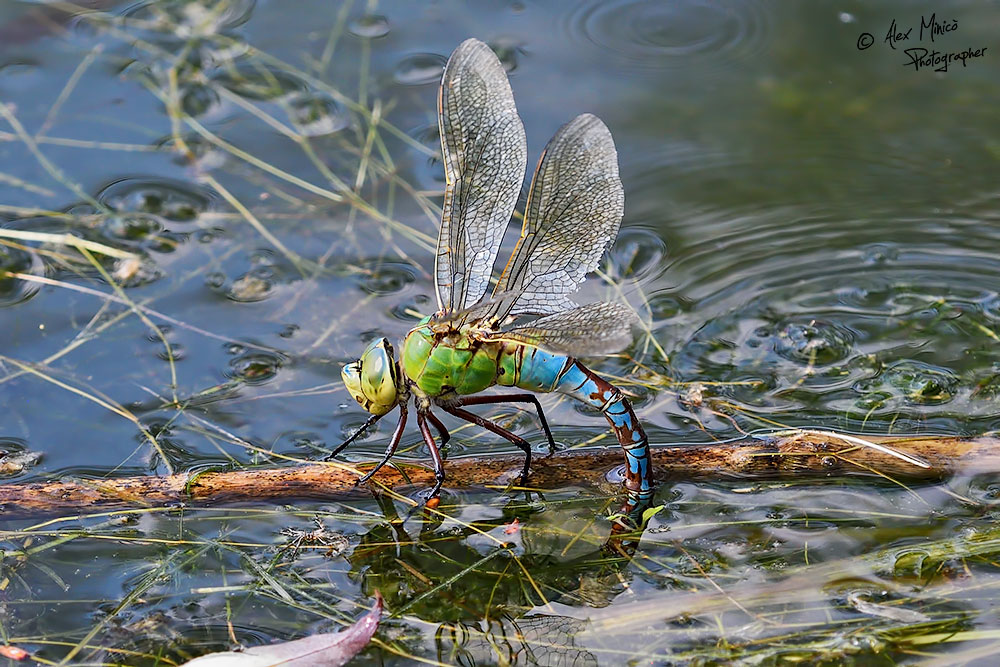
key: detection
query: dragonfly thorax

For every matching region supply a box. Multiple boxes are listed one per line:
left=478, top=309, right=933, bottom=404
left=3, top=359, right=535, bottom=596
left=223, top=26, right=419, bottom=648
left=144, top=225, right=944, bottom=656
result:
left=401, top=322, right=504, bottom=399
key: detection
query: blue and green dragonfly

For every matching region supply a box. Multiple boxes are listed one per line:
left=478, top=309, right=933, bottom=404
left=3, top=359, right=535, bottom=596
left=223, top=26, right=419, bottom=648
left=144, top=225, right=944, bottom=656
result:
left=334, top=38, right=653, bottom=513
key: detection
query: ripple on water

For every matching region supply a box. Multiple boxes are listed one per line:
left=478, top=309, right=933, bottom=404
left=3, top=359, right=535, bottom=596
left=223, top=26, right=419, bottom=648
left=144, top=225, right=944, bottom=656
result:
left=662, top=204, right=1000, bottom=429
left=409, top=124, right=444, bottom=191
left=394, top=53, right=447, bottom=86
left=607, top=226, right=668, bottom=281
left=489, top=38, right=526, bottom=73
left=227, top=350, right=285, bottom=385
left=561, top=0, right=769, bottom=72
left=0, top=240, right=43, bottom=307
left=226, top=272, right=273, bottom=302
left=97, top=177, right=212, bottom=223
left=360, top=261, right=417, bottom=296
left=348, top=14, right=390, bottom=39
left=121, top=0, right=257, bottom=39
left=286, top=91, right=353, bottom=137
left=154, top=133, right=227, bottom=171
left=768, top=320, right=855, bottom=366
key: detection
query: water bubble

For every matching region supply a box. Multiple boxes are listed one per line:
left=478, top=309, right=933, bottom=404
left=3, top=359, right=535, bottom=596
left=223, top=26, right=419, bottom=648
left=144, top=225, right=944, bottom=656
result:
left=205, top=271, right=226, bottom=289
left=647, top=291, right=686, bottom=320
left=155, top=343, right=186, bottom=362
left=348, top=14, right=390, bottom=38
left=97, top=178, right=211, bottom=222
left=771, top=320, right=854, bottom=365
left=489, top=38, right=526, bottom=72
left=361, top=262, right=416, bottom=296
left=227, top=351, right=284, bottom=384
left=102, top=214, right=164, bottom=241
left=882, top=361, right=958, bottom=405
left=180, top=83, right=221, bottom=117
left=390, top=294, right=432, bottom=322
left=410, top=124, right=445, bottom=189
left=394, top=53, right=447, bottom=86
left=123, top=0, right=256, bottom=39
left=154, top=133, right=227, bottom=171
left=608, top=226, right=667, bottom=280
left=112, top=255, right=163, bottom=287
left=227, top=272, right=272, bottom=302
left=838, top=12, right=856, bottom=24
left=0, top=241, right=43, bottom=307
left=286, top=91, right=351, bottom=136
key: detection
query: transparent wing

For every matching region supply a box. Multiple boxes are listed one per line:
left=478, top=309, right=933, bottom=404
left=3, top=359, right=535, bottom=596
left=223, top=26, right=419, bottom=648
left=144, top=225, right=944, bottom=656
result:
left=486, top=113, right=624, bottom=321
left=435, top=38, right=527, bottom=313
left=489, top=302, right=637, bottom=357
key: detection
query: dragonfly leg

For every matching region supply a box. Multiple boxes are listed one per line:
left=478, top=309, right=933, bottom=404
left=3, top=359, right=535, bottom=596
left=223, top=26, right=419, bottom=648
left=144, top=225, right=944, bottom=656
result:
left=325, top=412, right=383, bottom=461
left=417, top=411, right=446, bottom=499
left=357, top=403, right=408, bottom=484
left=424, top=410, right=450, bottom=447
left=452, top=393, right=556, bottom=454
left=440, top=405, right=532, bottom=485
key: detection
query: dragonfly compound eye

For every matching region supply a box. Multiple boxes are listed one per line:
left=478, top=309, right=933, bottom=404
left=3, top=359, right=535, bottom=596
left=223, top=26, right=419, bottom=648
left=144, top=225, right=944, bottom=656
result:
left=353, top=338, right=399, bottom=415
left=341, top=360, right=368, bottom=409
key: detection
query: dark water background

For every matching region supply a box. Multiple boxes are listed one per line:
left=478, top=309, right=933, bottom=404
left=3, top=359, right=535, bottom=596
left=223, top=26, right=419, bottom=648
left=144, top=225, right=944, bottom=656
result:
left=2, top=0, right=1000, bottom=664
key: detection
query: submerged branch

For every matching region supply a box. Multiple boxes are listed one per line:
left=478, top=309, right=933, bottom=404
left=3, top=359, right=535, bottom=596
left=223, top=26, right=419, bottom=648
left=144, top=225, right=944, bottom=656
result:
left=2, top=431, right=998, bottom=519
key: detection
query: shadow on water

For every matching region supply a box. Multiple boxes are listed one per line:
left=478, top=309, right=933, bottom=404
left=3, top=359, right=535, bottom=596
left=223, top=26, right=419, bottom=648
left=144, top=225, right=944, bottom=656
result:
left=1, top=0, right=1000, bottom=663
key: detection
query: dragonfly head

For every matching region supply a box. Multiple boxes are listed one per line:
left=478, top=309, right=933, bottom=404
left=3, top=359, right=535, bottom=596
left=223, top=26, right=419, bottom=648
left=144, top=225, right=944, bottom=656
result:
left=342, top=338, right=400, bottom=416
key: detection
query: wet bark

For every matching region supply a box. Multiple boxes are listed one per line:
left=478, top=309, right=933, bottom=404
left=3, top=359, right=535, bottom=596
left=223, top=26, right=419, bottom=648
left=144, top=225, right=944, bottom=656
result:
left=1, top=431, right=996, bottom=519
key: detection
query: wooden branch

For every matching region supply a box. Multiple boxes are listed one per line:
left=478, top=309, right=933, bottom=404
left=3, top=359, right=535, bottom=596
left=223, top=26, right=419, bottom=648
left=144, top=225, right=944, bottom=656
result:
left=1, top=431, right=997, bottom=519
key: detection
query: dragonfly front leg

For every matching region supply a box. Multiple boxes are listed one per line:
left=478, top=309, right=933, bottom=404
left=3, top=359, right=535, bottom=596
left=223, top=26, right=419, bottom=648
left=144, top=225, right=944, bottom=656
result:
left=452, top=393, right=556, bottom=454
left=325, top=412, right=383, bottom=461
left=357, top=403, right=408, bottom=484
left=440, top=405, right=532, bottom=485
left=417, top=411, right=447, bottom=499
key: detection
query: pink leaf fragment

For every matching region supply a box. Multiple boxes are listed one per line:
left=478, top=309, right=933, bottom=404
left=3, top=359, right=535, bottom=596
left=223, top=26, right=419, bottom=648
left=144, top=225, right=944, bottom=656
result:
left=181, top=592, right=383, bottom=667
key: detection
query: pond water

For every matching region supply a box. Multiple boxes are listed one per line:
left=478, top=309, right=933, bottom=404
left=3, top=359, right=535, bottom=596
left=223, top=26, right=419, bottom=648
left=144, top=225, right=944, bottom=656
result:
left=1, top=0, right=1000, bottom=664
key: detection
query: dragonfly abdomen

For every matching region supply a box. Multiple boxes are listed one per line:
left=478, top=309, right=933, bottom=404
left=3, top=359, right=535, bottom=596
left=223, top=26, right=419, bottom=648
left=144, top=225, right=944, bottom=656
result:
left=506, top=351, right=653, bottom=508
left=496, top=344, right=568, bottom=392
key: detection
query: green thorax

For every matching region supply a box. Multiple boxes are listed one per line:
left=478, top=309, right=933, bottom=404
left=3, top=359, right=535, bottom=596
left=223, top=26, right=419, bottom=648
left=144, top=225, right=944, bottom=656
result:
left=401, top=318, right=574, bottom=398
left=401, top=322, right=504, bottom=397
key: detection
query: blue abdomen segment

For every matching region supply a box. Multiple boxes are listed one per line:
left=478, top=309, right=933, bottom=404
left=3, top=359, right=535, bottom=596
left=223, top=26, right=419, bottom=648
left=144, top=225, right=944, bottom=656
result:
left=512, top=353, right=653, bottom=513
left=497, top=345, right=568, bottom=392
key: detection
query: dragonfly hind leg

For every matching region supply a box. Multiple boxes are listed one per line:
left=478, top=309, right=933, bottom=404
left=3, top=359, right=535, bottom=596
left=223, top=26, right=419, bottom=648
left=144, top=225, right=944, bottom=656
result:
left=451, top=393, right=556, bottom=454
left=440, top=405, right=532, bottom=485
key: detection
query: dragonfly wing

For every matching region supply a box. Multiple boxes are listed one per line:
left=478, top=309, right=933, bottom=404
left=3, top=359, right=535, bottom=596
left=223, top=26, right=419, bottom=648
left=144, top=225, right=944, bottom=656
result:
left=493, top=302, right=637, bottom=357
left=436, top=38, right=527, bottom=313
left=488, top=113, right=624, bottom=321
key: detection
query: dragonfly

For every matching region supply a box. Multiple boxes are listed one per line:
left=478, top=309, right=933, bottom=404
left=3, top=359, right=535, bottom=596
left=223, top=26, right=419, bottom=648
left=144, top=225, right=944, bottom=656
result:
left=333, top=38, right=653, bottom=514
